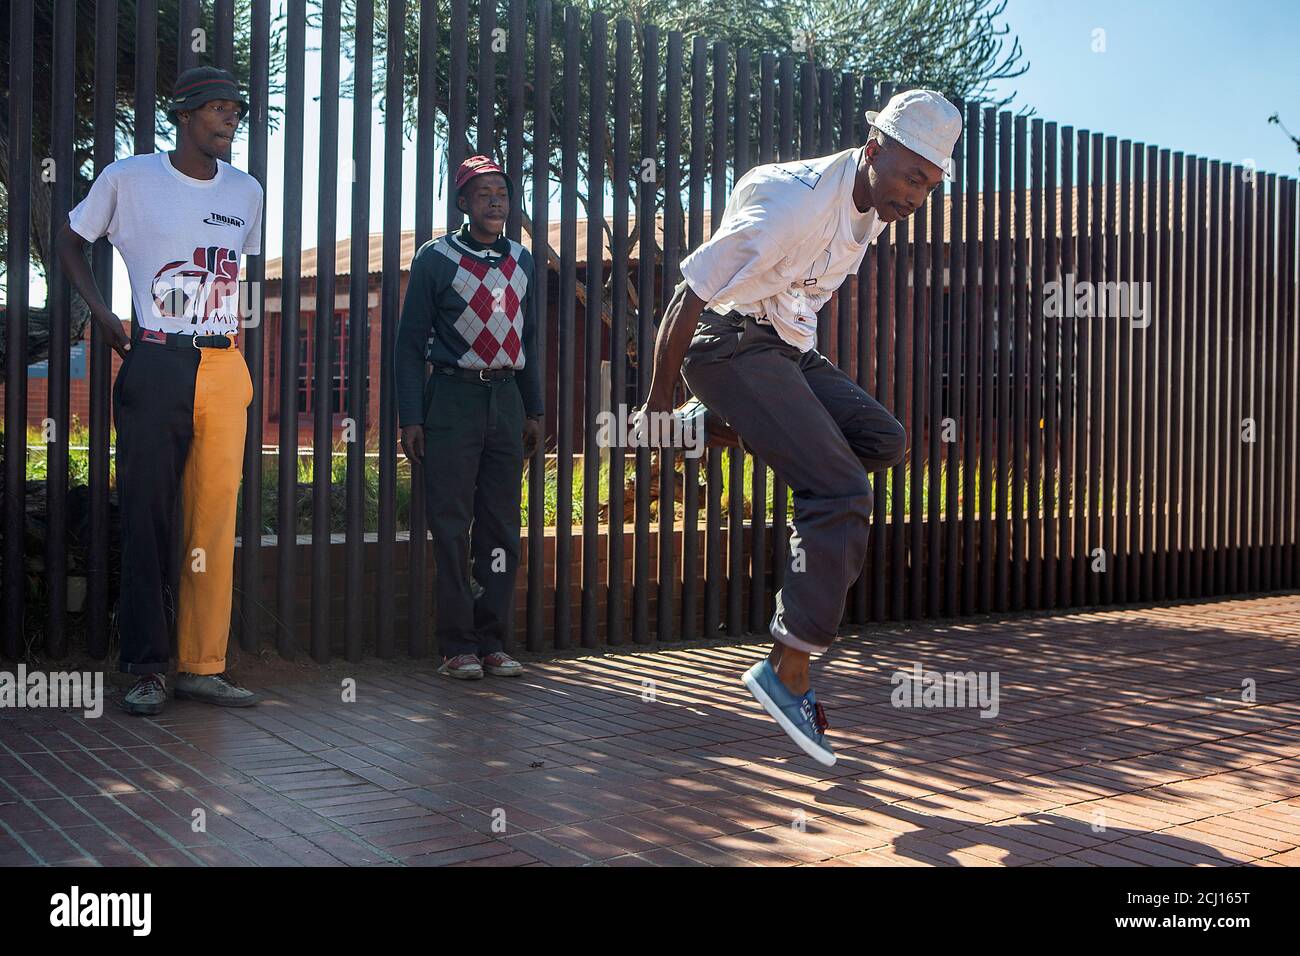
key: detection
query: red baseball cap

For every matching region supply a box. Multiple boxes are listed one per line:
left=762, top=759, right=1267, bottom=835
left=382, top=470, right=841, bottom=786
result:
left=454, top=155, right=514, bottom=198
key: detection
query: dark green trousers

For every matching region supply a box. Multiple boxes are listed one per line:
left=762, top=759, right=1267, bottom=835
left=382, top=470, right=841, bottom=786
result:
left=422, top=370, right=525, bottom=658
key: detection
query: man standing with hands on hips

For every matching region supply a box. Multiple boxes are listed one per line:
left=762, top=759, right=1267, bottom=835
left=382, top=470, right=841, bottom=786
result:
left=395, top=156, right=544, bottom=680
left=55, top=67, right=264, bottom=715
left=637, top=90, right=962, bottom=766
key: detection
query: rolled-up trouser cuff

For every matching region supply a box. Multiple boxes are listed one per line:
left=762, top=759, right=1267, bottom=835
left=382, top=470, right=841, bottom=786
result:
left=119, top=661, right=169, bottom=676
left=769, top=602, right=834, bottom=655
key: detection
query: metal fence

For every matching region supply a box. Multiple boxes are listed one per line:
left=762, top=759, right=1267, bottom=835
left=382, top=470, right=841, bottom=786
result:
left=4, top=0, right=1299, bottom=664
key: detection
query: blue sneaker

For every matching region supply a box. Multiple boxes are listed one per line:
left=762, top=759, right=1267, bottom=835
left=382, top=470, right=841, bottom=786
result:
left=741, top=659, right=836, bottom=766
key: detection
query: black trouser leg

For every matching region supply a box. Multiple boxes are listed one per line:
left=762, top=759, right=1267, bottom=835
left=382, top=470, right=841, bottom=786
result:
left=470, top=380, right=525, bottom=656
left=112, top=344, right=198, bottom=675
left=424, top=375, right=482, bottom=659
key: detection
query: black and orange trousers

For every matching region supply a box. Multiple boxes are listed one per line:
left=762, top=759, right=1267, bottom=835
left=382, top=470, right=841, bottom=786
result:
left=112, top=326, right=253, bottom=675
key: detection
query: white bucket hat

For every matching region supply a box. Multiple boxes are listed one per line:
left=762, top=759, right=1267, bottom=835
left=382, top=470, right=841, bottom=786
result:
left=865, top=89, right=963, bottom=180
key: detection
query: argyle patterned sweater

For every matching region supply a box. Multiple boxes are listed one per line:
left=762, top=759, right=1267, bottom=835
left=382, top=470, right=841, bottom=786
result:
left=395, top=224, right=544, bottom=427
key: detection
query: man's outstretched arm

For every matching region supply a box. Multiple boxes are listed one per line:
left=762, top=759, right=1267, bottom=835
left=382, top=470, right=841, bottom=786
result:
left=641, top=280, right=707, bottom=415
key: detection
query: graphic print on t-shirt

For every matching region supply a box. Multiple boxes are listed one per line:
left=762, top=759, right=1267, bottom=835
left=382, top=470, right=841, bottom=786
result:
left=151, top=245, right=240, bottom=330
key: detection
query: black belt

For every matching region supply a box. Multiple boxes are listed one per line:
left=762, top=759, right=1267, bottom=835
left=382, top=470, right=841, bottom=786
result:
left=432, top=364, right=517, bottom=383
left=707, top=309, right=770, bottom=327
left=134, top=327, right=235, bottom=350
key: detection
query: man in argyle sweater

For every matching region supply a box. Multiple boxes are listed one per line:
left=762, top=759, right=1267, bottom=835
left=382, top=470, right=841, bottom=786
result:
left=395, top=156, right=544, bottom=679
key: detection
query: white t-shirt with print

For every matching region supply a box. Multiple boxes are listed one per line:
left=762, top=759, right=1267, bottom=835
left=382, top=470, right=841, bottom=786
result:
left=680, top=146, right=887, bottom=353
left=68, top=152, right=264, bottom=336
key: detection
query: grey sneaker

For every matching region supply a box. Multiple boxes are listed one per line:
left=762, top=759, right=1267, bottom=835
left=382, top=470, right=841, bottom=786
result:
left=438, top=654, right=485, bottom=680
left=123, top=673, right=167, bottom=716
left=481, top=651, right=524, bottom=677
left=173, top=672, right=259, bottom=707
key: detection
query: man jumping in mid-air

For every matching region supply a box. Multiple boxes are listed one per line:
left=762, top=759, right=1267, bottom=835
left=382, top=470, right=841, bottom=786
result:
left=639, top=89, right=961, bottom=766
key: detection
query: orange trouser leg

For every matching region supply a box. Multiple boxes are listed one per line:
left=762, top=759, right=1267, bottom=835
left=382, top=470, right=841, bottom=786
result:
left=177, top=345, right=253, bottom=675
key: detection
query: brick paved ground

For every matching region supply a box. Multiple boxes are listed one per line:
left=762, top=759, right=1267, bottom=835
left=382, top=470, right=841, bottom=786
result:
left=2, top=595, right=1298, bottom=866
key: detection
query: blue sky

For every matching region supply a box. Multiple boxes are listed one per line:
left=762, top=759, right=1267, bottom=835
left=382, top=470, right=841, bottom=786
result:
left=22, top=0, right=1300, bottom=314
left=984, top=0, right=1300, bottom=176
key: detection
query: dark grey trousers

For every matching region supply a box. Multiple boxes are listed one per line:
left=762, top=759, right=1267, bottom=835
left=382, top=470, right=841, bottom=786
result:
left=422, top=371, right=525, bottom=658
left=681, top=311, right=907, bottom=652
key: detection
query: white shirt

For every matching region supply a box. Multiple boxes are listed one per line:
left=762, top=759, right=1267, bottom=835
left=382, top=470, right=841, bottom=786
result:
left=680, top=146, right=887, bottom=352
left=69, top=152, right=264, bottom=335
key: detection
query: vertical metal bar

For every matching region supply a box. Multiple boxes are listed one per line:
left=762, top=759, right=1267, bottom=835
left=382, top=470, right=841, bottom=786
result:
left=375, top=0, right=403, bottom=656
left=3, top=0, right=35, bottom=656
left=1264, top=173, right=1279, bottom=589
left=926, top=102, right=946, bottom=618
left=909, top=160, right=928, bottom=618
left=448, top=0, right=469, bottom=233
left=871, top=80, right=895, bottom=622
left=1074, top=132, right=1090, bottom=605
left=1043, top=121, right=1059, bottom=609
left=1155, top=149, right=1172, bottom=595
left=978, top=106, right=996, bottom=612
left=581, top=11, right=606, bottom=649
left=703, top=39, right=727, bottom=638
left=680, top=36, right=706, bottom=642
left=1251, top=170, right=1267, bottom=591
left=1101, top=135, right=1117, bottom=606
left=1087, top=132, right=1105, bottom=604
left=476, top=0, right=496, bottom=155
left=1189, top=157, right=1207, bottom=596
left=800, top=60, right=815, bottom=158
left=1116, top=138, right=1132, bottom=605
left=275, top=0, right=306, bottom=658
left=1284, top=174, right=1294, bottom=587
left=1143, top=145, right=1160, bottom=597
left=1130, top=144, right=1148, bottom=601
left=44, top=0, right=77, bottom=658
left=1168, top=151, right=1185, bottom=599
left=526, top=0, right=551, bottom=651
left=135, top=3, right=158, bottom=154
left=213, top=0, right=234, bottom=73
left=215, top=0, right=237, bottom=198
left=310, top=0, right=341, bottom=662
left=945, top=98, right=967, bottom=617
left=854, top=75, right=878, bottom=624
left=407, top=0, right=435, bottom=658
left=140, top=3, right=179, bottom=654
left=1227, top=162, right=1241, bottom=595
left=962, top=101, right=980, bottom=614
left=1011, top=113, right=1027, bottom=611
left=657, top=28, right=683, bottom=645
left=85, top=0, right=117, bottom=662
left=631, top=23, right=658, bottom=644
left=1207, top=160, right=1224, bottom=594
left=238, top=0, right=270, bottom=654
left=892, top=183, right=910, bottom=618
left=1285, top=178, right=1298, bottom=588
left=506, top=0, right=525, bottom=242
left=995, top=111, right=1012, bottom=612
left=608, top=16, right=631, bottom=646
left=343, top=0, right=373, bottom=662
left=555, top=4, right=579, bottom=649
left=1058, top=125, right=1075, bottom=607
left=177, top=0, right=200, bottom=73
left=1239, top=161, right=1254, bottom=593
left=1028, top=118, right=1044, bottom=610
left=837, top=72, right=855, bottom=371
left=726, top=47, right=749, bottom=637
